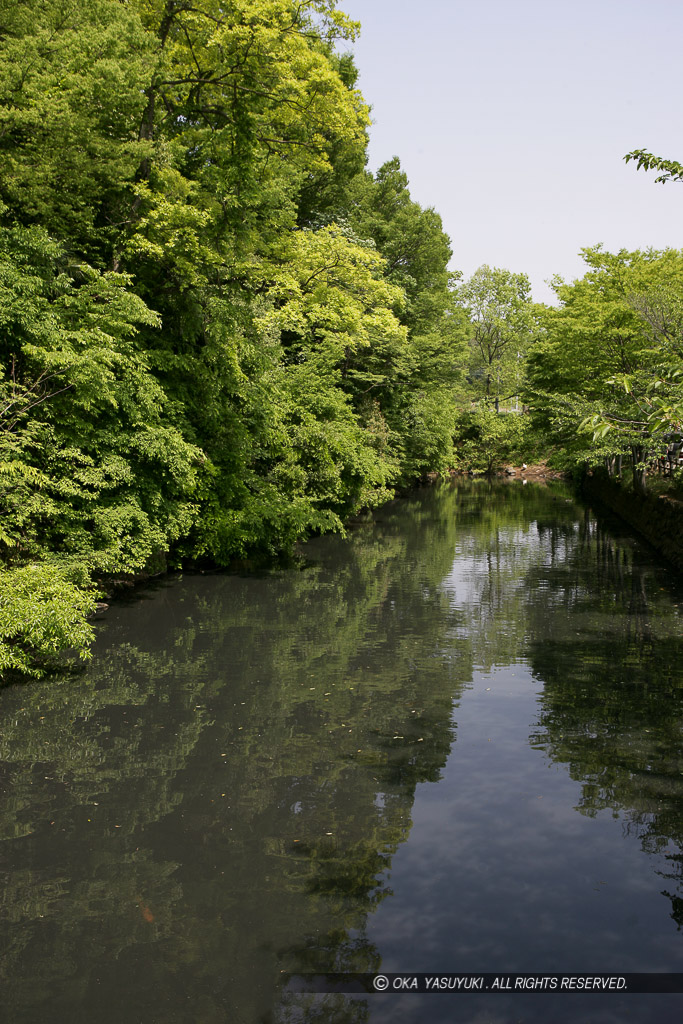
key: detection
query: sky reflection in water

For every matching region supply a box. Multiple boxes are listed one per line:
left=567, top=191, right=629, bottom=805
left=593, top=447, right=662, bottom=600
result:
left=1, top=481, right=682, bottom=1024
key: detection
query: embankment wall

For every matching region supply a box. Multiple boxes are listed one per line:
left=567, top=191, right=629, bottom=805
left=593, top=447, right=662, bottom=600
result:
left=582, top=473, right=683, bottom=574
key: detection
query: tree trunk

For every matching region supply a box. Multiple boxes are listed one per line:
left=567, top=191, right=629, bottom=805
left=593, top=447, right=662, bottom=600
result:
left=631, top=446, right=647, bottom=494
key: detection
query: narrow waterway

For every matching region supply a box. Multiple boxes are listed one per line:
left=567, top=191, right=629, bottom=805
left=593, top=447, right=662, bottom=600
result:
left=1, top=481, right=682, bottom=1023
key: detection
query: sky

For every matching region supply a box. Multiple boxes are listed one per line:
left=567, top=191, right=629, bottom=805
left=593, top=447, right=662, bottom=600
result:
left=340, top=0, right=683, bottom=304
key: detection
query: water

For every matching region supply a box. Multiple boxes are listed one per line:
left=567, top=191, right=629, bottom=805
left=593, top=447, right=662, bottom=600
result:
left=1, top=481, right=682, bottom=1023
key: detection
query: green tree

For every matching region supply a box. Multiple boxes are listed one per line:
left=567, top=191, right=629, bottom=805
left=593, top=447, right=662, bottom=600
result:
left=0, top=0, right=470, bottom=674
left=0, top=224, right=201, bottom=675
left=347, top=158, right=453, bottom=335
left=455, top=265, right=536, bottom=411
left=453, top=404, right=533, bottom=474
left=526, top=247, right=683, bottom=491
left=0, top=0, right=154, bottom=258
left=343, top=160, right=467, bottom=480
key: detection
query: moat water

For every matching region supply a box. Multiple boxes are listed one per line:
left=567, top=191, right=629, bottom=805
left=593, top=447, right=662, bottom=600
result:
left=2, top=481, right=682, bottom=1023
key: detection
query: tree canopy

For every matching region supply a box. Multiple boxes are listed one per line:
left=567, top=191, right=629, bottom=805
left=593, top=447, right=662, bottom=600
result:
left=0, top=0, right=466, bottom=676
left=526, top=246, right=683, bottom=490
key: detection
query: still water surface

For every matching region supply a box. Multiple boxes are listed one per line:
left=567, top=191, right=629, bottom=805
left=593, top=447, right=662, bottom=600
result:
left=1, top=481, right=683, bottom=1023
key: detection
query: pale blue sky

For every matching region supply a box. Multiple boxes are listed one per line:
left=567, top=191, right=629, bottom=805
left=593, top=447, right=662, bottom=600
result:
left=341, top=0, right=683, bottom=303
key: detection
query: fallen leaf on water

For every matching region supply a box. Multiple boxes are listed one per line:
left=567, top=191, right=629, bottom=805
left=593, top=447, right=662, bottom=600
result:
left=138, top=902, right=154, bottom=924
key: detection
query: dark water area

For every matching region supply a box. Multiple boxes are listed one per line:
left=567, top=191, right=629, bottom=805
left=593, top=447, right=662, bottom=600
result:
left=1, top=480, right=683, bottom=1024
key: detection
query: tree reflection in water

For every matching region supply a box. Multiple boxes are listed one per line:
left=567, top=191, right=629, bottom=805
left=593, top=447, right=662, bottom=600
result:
left=1, top=481, right=682, bottom=1023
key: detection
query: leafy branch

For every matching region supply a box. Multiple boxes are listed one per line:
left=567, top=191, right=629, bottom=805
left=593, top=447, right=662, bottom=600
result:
left=624, top=149, right=683, bottom=185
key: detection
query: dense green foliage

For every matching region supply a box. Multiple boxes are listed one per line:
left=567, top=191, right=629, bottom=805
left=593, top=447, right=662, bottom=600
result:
left=454, top=264, right=537, bottom=409
left=0, top=0, right=476, bottom=674
left=452, top=405, right=535, bottom=474
left=526, top=246, right=683, bottom=492
left=449, top=264, right=543, bottom=473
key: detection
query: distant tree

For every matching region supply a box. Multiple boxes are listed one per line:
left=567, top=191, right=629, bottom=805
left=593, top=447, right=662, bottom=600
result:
left=454, top=265, right=536, bottom=411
